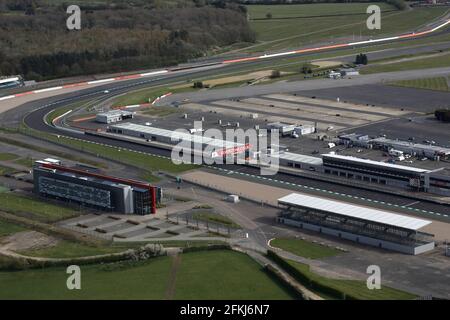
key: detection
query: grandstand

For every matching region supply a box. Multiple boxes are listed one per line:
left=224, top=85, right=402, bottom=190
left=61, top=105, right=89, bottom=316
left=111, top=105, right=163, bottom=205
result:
left=277, top=193, right=435, bottom=255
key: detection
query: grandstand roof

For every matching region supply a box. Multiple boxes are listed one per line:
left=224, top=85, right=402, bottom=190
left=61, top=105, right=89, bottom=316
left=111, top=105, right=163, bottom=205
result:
left=322, top=153, right=429, bottom=173
left=278, top=193, right=432, bottom=231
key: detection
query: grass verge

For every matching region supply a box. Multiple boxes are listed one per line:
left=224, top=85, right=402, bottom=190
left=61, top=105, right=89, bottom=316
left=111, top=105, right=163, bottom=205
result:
left=285, top=259, right=416, bottom=300
left=0, top=192, right=79, bottom=223
left=0, top=220, right=27, bottom=238
left=361, top=52, right=450, bottom=74
left=17, top=240, right=134, bottom=259
left=192, top=211, right=240, bottom=229
left=388, top=76, right=449, bottom=91
left=0, top=153, right=19, bottom=161
left=270, top=238, right=341, bottom=259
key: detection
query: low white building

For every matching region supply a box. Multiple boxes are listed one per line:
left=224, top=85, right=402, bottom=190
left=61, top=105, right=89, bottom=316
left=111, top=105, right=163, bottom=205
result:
left=96, top=110, right=134, bottom=124
left=293, top=125, right=315, bottom=136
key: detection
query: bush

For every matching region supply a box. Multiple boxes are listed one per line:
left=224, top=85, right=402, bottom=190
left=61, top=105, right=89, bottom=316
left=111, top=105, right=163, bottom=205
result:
left=270, top=70, right=281, bottom=79
left=435, top=109, right=450, bottom=122
left=263, top=264, right=306, bottom=300
left=193, top=81, right=204, bottom=88
left=301, top=64, right=312, bottom=74
left=355, top=53, right=368, bottom=65
left=182, top=244, right=231, bottom=253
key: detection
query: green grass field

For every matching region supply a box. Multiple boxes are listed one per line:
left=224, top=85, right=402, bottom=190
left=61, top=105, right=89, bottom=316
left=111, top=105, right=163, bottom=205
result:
left=361, top=52, right=450, bottom=73
left=112, top=86, right=195, bottom=108
left=141, top=106, right=181, bottom=117
left=14, top=157, right=33, bottom=168
left=0, top=153, right=19, bottom=161
left=21, top=127, right=197, bottom=176
left=389, top=76, right=449, bottom=91
left=192, top=211, right=240, bottom=229
left=270, top=238, right=341, bottom=259
left=0, top=250, right=296, bottom=300
left=0, top=132, right=106, bottom=169
left=286, top=259, right=416, bottom=300
left=244, top=4, right=448, bottom=53
left=0, top=165, right=15, bottom=176
left=0, top=220, right=27, bottom=238
left=51, top=135, right=197, bottom=174
left=0, top=192, right=79, bottom=222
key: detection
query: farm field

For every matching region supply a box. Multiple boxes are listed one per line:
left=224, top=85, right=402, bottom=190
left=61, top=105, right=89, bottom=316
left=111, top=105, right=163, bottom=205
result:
left=244, top=4, right=449, bottom=53
left=0, top=250, right=297, bottom=300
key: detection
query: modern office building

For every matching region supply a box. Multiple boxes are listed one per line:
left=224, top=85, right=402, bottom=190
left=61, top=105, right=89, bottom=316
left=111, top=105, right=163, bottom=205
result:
left=278, top=193, right=435, bottom=255
left=33, top=160, right=161, bottom=214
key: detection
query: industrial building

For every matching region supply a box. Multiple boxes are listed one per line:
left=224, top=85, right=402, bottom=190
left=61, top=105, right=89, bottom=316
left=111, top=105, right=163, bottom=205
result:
left=293, top=125, right=315, bottom=136
left=338, top=134, right=450, bottom=160
left=370, top=137, right=450, bottom=161
left=274, top=151, right=323, bottom=171
left=338, top=133, right=370, bottom=147
left=0, top=76, right=24, bottom=89
left=278, top=193, right=435, bottom=255
left=109, top=122, right=250, bottom=158
left=266, top=122, right=296, bottom=136
left=96, top=110, right=134, bottom=124
left=33, top=160, right=161, bottom=214
left=339, top=68, right=359, bottom=76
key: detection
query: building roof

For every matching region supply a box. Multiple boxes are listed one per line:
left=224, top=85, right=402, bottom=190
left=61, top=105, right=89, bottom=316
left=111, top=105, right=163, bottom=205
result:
left=322, top=153, right=430, bottom=173
left=370, top=137, right=450, bottom=155
left=278, top=193, right=432, bottom=231
left=0, top=77, right=20, bottom=84
left=274, top=152, right=323, bottom=166
left=96, top=110, right=134, bottom=117
left=111, top=122, right=243, bottom=149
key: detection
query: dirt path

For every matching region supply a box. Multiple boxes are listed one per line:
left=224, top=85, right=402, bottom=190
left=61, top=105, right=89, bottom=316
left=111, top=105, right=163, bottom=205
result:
left=165, top=254, right=182, bottom=300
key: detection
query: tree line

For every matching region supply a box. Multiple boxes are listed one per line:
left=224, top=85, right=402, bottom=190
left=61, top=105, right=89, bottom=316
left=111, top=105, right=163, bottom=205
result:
left=0, top=1, right=255, bottom=81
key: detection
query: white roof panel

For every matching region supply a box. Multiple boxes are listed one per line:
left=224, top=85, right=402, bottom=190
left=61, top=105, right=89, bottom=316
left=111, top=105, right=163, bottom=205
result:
left=278, top=193, right=432, bottom=231
left=274, top=152, right=323, bottom=165
left=322, top=153, right=429, bottom=173
left=111, top=122, right=243, bottom=149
